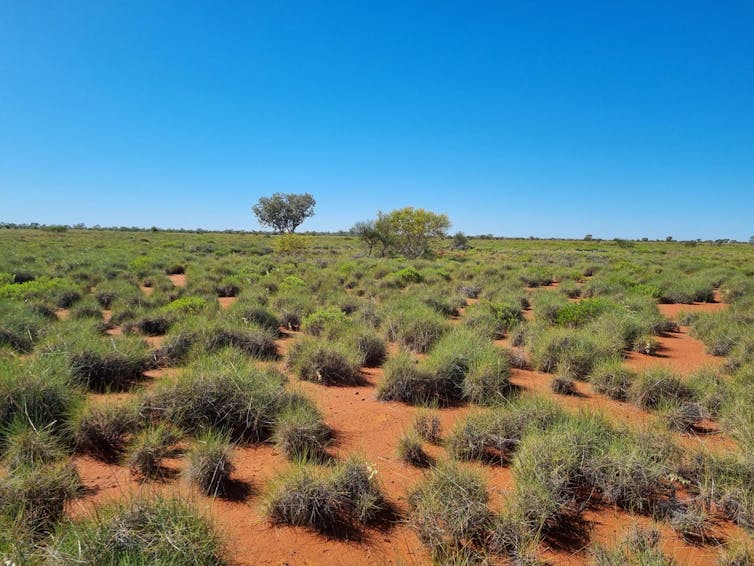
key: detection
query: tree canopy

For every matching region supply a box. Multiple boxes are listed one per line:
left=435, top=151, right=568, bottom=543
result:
left=251, top=193, right=316, bottom=233
left=353, top=207, right=450, bottom=258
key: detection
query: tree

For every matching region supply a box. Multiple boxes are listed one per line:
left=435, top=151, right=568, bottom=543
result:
left=351, top=218, right=394, bottom=256
left=451, top=231, right=470, bottom=250
left=378, top=207, right=451, bottom=258
left=251, top=193, right=316, bottom=233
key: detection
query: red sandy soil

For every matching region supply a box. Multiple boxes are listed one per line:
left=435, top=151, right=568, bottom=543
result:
left=55, top=308, right=70, bottom=320
left=168, top=274, right=187, bottom=287
left=218, top=296, right=238, bottom=310
left=140, top=285, right=154, bottom=296
left=69, top=296, right=745, bottom=565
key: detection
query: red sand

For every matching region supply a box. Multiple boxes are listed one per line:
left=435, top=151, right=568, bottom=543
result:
left=168, top=274, right=187, bottom=287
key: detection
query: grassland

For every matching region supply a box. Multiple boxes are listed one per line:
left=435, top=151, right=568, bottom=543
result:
left=1, top=227, right=753, bottom=565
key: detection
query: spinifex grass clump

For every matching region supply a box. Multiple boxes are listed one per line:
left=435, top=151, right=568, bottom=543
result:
left=589, top=358, right=636, bottom=401
left=201, top=318, right=278, bottom=359
left=69, top=400, right=140, bottom=461
left=529, top=325, right=614, bottom=378
left=377, top=351, right=449, bottom=406
left=629, top=367, right=695, bottom=411
left=0, top=356, right=83, bottom=441
left=126, top=424, right=181, bottom=480
left=144, top=351, right=300, bottom=443
left=384, top=300, right=449, bottom=353
left=287, top=336, right=362, bottom=385
left=272, top=400, right=332, bottom=462
left=378, top=329, right=511, bottom=407
left=0, top=300, right=50, bottom=352
left=186, top=431, right=235, bottom=497
left=45, top=321, right=152, bottom=392
left=462, top=298, right=523, bottom=339
left=265, top=456, right=384, bottom=535
left=0, top=460, right=82, bottom=536
left=1, top=420, right=68, bottom=472
left=46, top=495, right=227, bottom=565
left=448, top=397, right=564, bottom=464
left=397, top=430, right=431, bottom=467
left=227, top=303, right=281, bottom=335
left=407, top=461, right=492, bottom=562
left=414, top=410, right=442, bottom=444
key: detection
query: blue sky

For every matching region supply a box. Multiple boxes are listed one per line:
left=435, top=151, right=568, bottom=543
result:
left=1, top=1, right=752, bottom=239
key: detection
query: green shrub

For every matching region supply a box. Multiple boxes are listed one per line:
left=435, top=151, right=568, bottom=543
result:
left=164, top=296, right=209, bottom=315
left=555, top=298, right=618, bottom=327
left=302, top=306, right=349, bottom=337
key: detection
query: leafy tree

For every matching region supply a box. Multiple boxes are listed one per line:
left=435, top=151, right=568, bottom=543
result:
left=373, top=207, right=451, bottom=258
left=351, top=218, right=393, bottom=256
left=251, top=193, right=316, bottom=233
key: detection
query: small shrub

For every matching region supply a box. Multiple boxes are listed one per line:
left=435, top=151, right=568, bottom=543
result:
left=302, top=306, right=349, bottom=337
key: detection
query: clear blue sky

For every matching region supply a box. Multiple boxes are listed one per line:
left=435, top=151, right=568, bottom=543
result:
left=1, top=1, right=752, bottom=240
